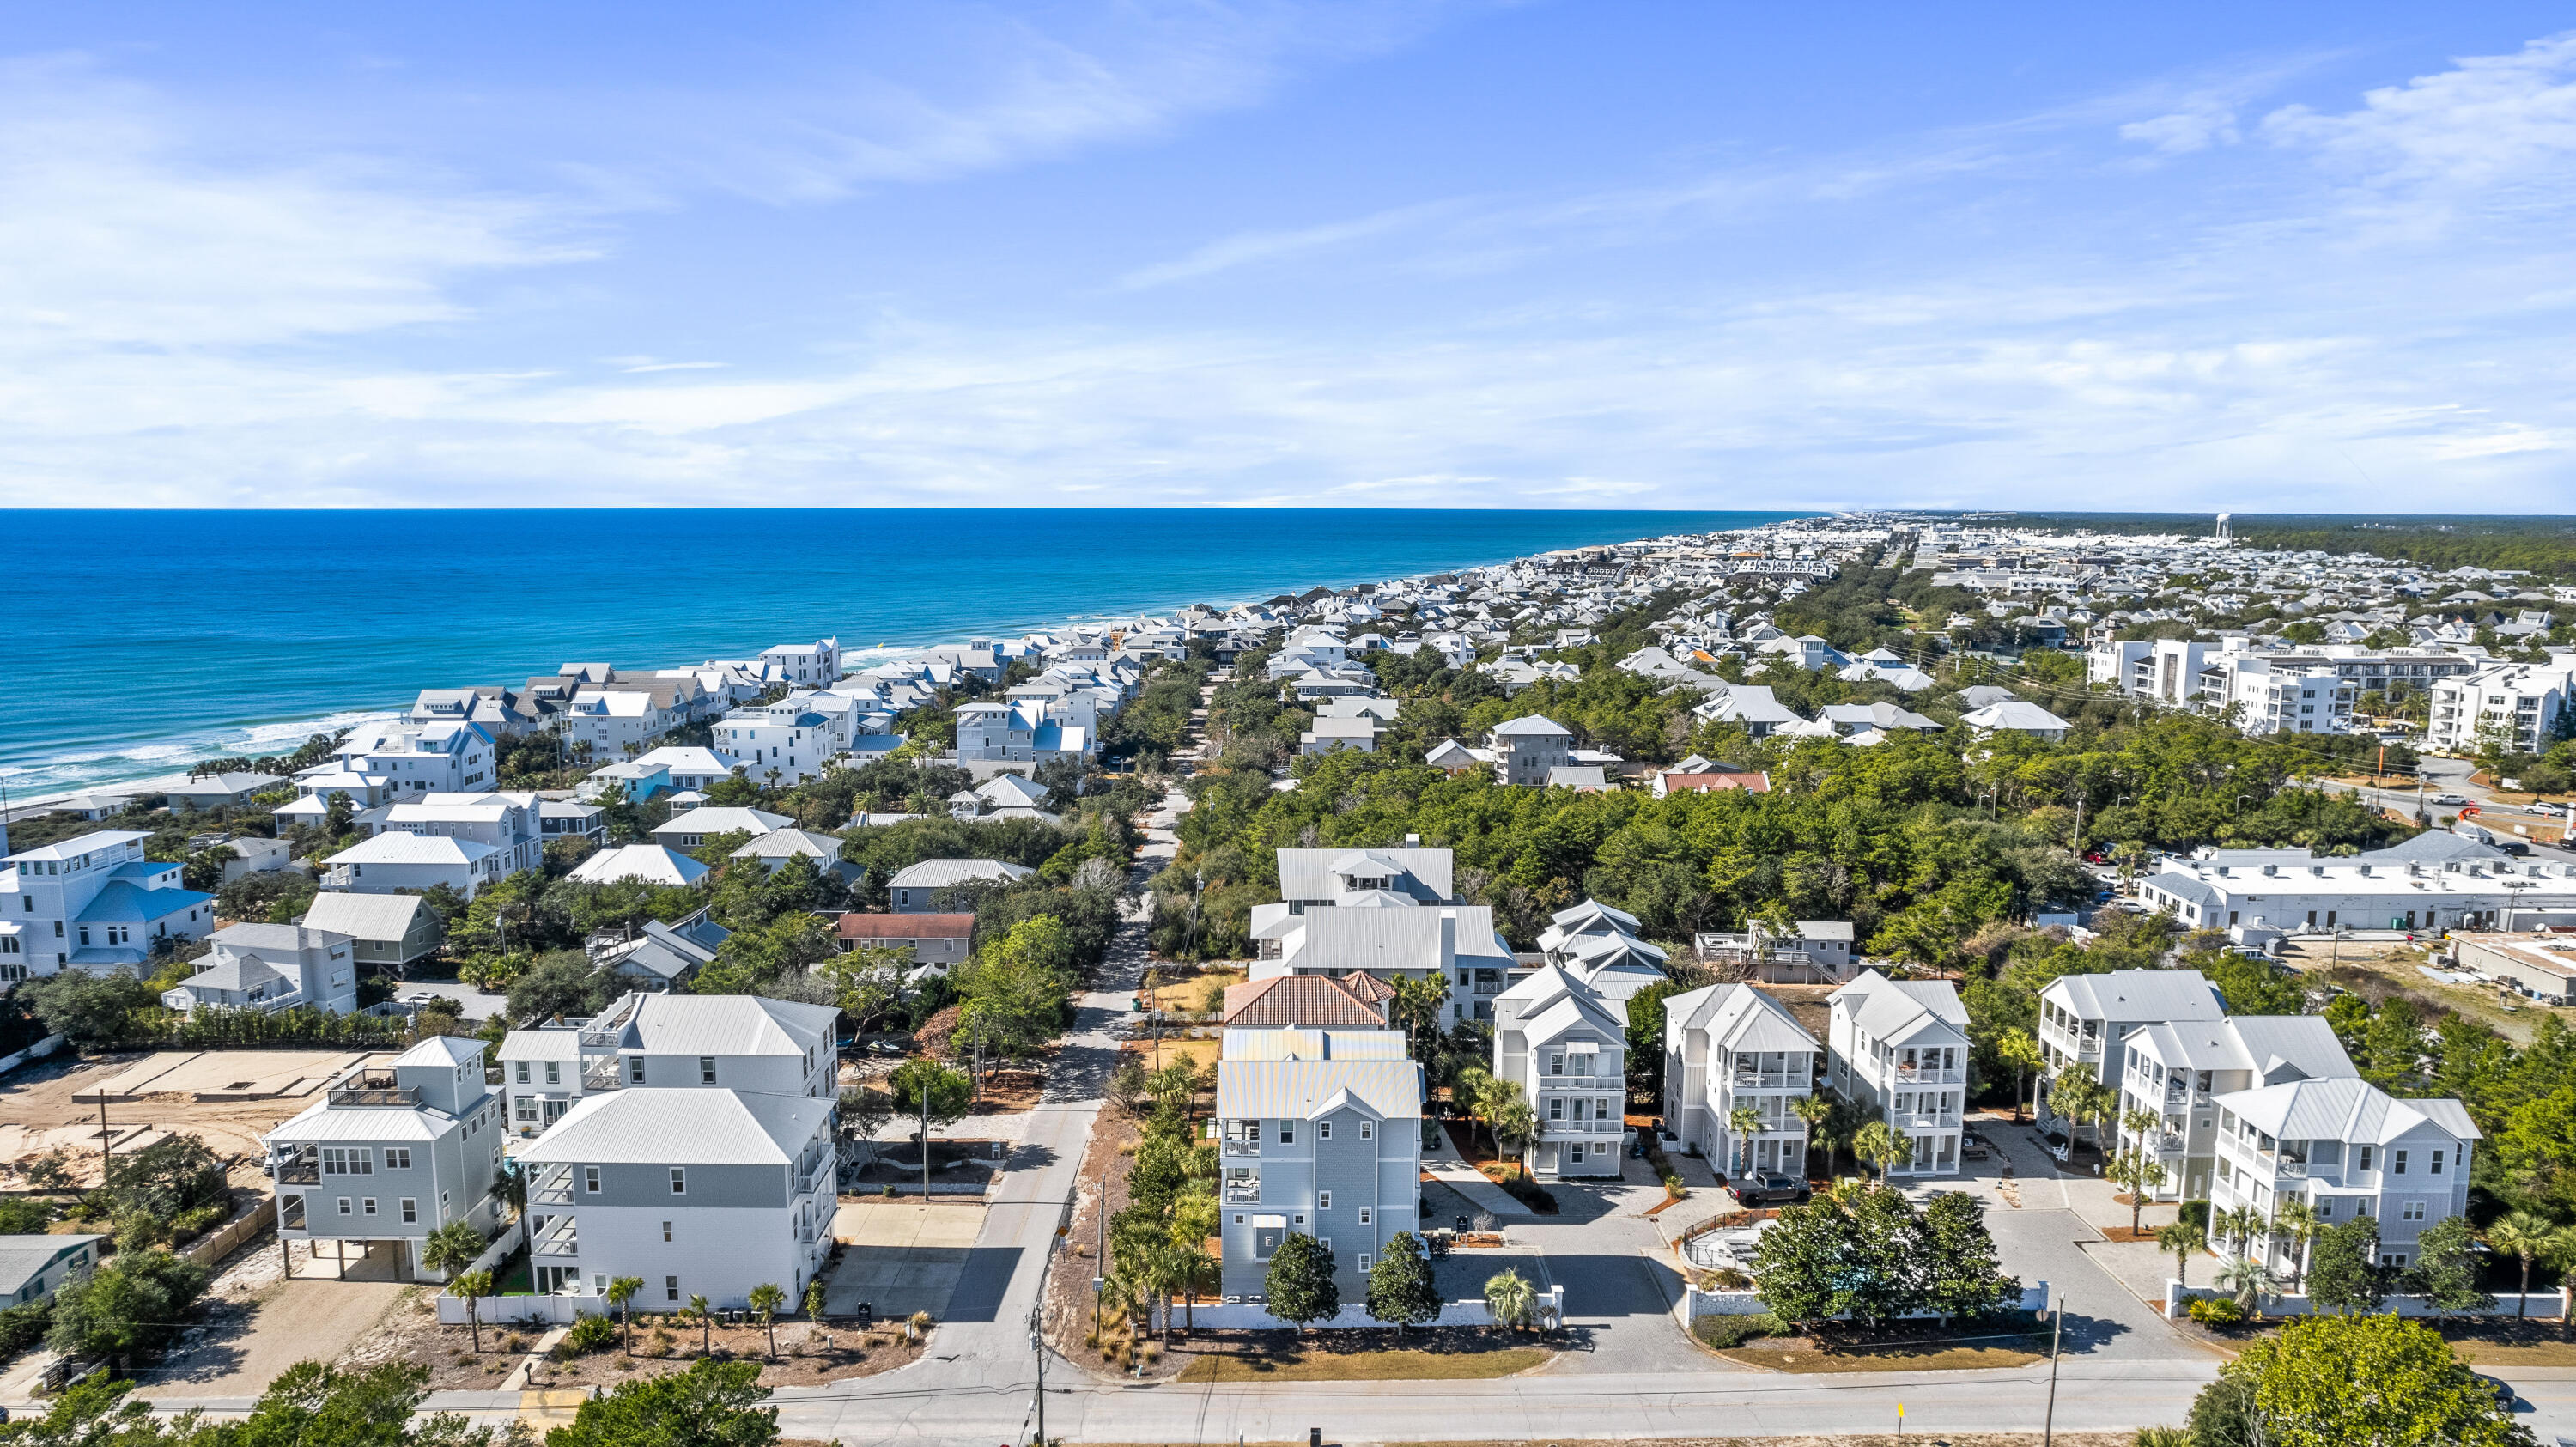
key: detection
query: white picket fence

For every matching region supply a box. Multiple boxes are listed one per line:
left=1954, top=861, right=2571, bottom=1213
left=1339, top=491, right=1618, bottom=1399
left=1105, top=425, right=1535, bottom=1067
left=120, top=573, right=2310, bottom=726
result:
left=1182, top=1284, right=1564, bottom=1332
left=437, top=1292, right=606, bottom=1327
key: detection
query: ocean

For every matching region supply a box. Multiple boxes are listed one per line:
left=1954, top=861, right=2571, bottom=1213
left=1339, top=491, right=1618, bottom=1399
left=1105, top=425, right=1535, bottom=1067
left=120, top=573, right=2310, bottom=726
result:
left=2, top=508, right=1795, bottom=799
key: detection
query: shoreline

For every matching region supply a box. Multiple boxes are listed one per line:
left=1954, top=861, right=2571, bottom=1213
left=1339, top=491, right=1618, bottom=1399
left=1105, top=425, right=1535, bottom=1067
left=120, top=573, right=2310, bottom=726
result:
left=0, top=517, right=1757, bottom=814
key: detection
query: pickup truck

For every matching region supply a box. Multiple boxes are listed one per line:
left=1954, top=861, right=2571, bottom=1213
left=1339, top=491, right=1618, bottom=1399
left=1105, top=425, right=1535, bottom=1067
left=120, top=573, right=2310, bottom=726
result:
left=1732, top=1173, right=1812, bottom=1206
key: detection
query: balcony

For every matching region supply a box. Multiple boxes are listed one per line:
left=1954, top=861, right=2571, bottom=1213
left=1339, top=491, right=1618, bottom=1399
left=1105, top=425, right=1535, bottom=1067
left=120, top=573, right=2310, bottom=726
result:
left=532, top=1216, right=580, bottom=1259
left=582, top=1060, right=625, bottom=1091
left=1223, top=1139, right=1261, bottom=1158
left=1728, top=1070, right=1803, bottom=1090
left=530, top=1164, right=575, bottom=1208
left=1891, top=1067, right=1962, bottom=1085
left=794, top=1156, right=831, bottom=1197
left=271, top=1152, right=320, bottom=1185
left=1223, top=1176, right=1261, bottom=1204
left=327, top=1073, right=421, bottom=1108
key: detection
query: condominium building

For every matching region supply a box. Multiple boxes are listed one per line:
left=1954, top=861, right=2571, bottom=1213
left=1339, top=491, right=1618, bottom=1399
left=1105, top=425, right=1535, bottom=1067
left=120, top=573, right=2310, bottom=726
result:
left=2427, top=660, right=2576, bottom=756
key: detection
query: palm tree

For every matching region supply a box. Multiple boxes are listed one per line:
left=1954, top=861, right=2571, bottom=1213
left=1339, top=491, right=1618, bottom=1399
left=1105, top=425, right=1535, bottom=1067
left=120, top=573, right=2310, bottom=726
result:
left=447, top=1268, right=495, bottom=1353
left=1453, top=1066, right=1496, bottom=1155
left=688, top=1293, right=712, bottom=1356
left=419, top=1221, right=485, bottom=1283
left=2221, top=1204, right=2269, bottom=1262
left=1492, top=1092, right=1538, bottom=1182
left=804, top=1280, right=828, bottom=1324
left=1727, top=1104, right=1765, bottom=1180
left=748, top=1283, right=787, bottom=1358
left=2215, top=1255, right=2277, bottom=1316
left=606, top=1275, right=645, bottom=1352
left=1996, top=1029, right=2044, bottom=1123
left=1789, top=1094, right=1831, bottom=1181
left=2270, top=1200, right=2320, bottom=1292
left=1484, top=1268, right=1535, bottom=1332
left=2481, top=1211, right=2572, bottom=1318
left=2157, top=1223, right=2208, bottom=1289
left=2118, top=1106, right=2163, bottom=1156
left=1852, top=1121, right=1911, bottom=1183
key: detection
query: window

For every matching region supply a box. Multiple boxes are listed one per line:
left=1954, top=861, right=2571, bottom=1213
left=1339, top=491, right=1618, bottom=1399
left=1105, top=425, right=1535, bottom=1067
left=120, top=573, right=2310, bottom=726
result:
left=1276, top=1121, right=1293, bottom=1144
left=584, top=1166, right=601, bottom=1193
left=2402, top=1201, right=2426, bottom=1222
left=544, top=1061, right=560, bottom=1085
left=1358, top=1207, right=1371, bottom=1225
left=322, top=1147, right=372, bottom=1176
left=699, top=1057, right=716, bottom=1084
left=1570, top=1143, right=1586, bottom=1164
left=362, top=1197, right=377, bottom=1216
left=671, top=1168, right=687, bottom=1195
left=629, top=1057, right=646, bottom=1084
left=2358, top=1146, right=2373, bottom=1172
left=385, top=1148, right=411, bottom=1170
left=663, top=1221, right=673, bottom=1243
left=1318, top=1122, right=1331, bottom=1140
left=666, top=1275, right=681, bottom=1304
left=1549, top=1097, right=1565, bottom=1121
left=2429, top=1150, right=2444, bottom=1176
left=401, top=1198, right=417, bottom=1224
left=517, top=1097, right=538, bottom=1122
left=1318, top=1191, right=1332, bottom=1210
left=1358, top=1255, right=1372, bottom=1273
left=1359, top=1122, right=1372, bottom=1140
left=1547, top=1054, right=1564, bottom=1076
left=337, top=1197, right=352, bottom=1215
left=2392, top=1150, right=2408, bottom=1176
left=1233, top=1215, right=1244, bottom=1225
left=515, top=1061, right=530, bottom=1084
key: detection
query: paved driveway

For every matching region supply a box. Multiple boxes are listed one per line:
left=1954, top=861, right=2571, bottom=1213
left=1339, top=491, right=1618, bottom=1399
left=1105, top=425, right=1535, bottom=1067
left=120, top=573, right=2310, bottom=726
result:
left=1512, top=1170, right=1722, bottom=1375
left=826, top=1200, right=989, bottom=1322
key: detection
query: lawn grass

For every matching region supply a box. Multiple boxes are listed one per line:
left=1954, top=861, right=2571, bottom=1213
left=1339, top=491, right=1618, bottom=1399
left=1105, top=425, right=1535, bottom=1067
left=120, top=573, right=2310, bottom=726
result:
left=1175, top=1342, right=1551, bottom=1382
left=1718, top=1319, right=2050, bottom=1374
left=2433, top=1319, right=2576, bottom=1366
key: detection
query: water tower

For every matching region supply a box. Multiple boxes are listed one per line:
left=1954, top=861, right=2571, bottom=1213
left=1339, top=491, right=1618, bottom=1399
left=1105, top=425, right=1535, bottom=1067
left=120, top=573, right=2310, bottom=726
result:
left=2215, top=513, right=2233, bottom=544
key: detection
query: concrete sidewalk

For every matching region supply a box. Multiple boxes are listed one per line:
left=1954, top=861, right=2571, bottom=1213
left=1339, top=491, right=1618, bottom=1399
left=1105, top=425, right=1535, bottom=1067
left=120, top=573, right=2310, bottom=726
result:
left=1422, top=1131, right=1534, bottom=1219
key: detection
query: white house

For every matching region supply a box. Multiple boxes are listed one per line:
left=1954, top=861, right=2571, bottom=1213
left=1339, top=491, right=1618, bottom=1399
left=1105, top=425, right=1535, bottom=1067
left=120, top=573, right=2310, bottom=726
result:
left=759, top=638, right=842, bottom=686
left=1662, top=982, right=1820, bottom=1178
left=0, top=830, right=216, bottom=979
left=627, top=746, right=746, bottom=795
left=323, top=832, right=508, bottom=900
left=953, top=702, right=1091, bottom=765
left=2038, top=969, right=2227, bottom=1103
left=2208, top=1076, right=2480, bottom=1276
left=1826, top=970, right=1971, bottom=1177
left=337, top=724, right=497, bottom=798
left=1486, top=716, right=1575, bottom=787
left=162, top=922, right=360, bottom=1016
left=498, top=991, right=838, bottom=1135
left=1960, top=701, right=2072, bottom=743
left=2113, top=1014, right=2354, bottom=1201
left=1492, top=965, right=1626, bottom=1179
left=567, top=845, right=711, bottom=889
left=378, top=792, right=544, bottom=879
left=262, top=1037, right=507, bottom=1281
left=651, top=806, right=792, bottom=852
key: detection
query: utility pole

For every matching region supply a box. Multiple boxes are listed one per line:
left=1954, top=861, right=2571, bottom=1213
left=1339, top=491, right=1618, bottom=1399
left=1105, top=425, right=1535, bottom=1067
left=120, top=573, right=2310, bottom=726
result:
left=919, top=1087, right=930, bottom=1198
left=1029, top=1301, right=1047, bottom=1447
left=99, top=1094, right=112, bottom=1180
left=2042, top=1296, right=2065, bottom=1447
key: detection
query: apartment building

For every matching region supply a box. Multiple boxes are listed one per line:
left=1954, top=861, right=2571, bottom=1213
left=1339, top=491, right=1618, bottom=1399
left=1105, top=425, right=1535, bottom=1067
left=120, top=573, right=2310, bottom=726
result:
left=1492, top=966, right=1626, bottom=1179
left=2137, top=849, right=2576, bottom=934
left=2427, top=660, right=2576, bottom=756
left=1213, top=1028, right=1423, bottom=1301
left=2112, top=1014, right=2354, bottom=1200
left=2208, top=1075, right=2480, bottom=1275
left=161, top=922, right=360, bottom=1016
left=517, top=1086, right=837, bottom=1304
left=0, top=830, right=216, bottom=980
left=262, top=1037, right=506, bottom=1280
left=496, top=991, right=838, bottom=1136
left=1661, top=982, right=1820, bottom=1177
left=1825, top=970, right=1971, bottom=1177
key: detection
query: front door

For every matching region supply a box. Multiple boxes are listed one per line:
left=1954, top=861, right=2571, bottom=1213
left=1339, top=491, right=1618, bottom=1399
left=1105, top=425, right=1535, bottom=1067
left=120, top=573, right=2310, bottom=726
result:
left=543, top=1097, right=568, bottom=1126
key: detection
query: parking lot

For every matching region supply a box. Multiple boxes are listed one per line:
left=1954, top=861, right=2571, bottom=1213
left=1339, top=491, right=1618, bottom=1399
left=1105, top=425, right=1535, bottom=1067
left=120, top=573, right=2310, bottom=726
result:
left=823, top=1199, right=988, bottom=1322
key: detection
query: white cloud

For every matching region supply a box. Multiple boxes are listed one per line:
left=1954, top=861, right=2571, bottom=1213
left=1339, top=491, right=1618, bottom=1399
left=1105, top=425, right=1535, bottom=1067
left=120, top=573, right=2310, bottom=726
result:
left=2119, top=106, right=2241, bottom=155
left=2262, top=31, right=2576, bottom=189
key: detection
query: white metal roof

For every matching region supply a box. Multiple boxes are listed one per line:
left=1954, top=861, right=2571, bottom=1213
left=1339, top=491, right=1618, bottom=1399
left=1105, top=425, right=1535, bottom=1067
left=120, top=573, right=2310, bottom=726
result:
left=519, top=1087, right=831, bottom=1166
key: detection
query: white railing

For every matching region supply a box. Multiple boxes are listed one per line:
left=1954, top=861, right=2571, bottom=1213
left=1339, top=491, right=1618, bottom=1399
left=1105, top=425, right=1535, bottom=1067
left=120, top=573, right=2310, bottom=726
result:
left=532, top=1217, right=579, bottom=1258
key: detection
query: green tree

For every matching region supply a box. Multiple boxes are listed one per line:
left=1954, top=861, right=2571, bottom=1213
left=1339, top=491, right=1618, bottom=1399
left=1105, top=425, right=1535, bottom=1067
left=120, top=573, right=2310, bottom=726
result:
left=1482, top=1267, right=1536, bottom=1331
left=18, top=970, right=157, bottom=1050
left=746, top=1283, right=786, bottom=1358
left=1917, top=1189, right=2019, bottom=1322
left=606, top=1275, right=646, bottom=1351
left=1262, top=1232, right=1340, bottom=1335
left=2216, top=1312, right=2528, bottom=1447
left=687, top=1294, right=712, bottom=1356
left=803, top=1279, right=827, bottom=1323
left=2108, top=1147, right=2169, bottom=1239
left=953, top=915, right=1076, bottom=1058
left=1996, top=1028, right=2044, bottom=1122
left=544, top=1357, right=778, bottom=1447
left=2403, top=1217, right=2494, bottom=1317
left=2215, top=1255, right=2277, bottom=1316
left=2305, top=1217, right=2387, bottom=1316
left=228, top=1360, right=494, bottom=1447
left=1727, top=1104, right=1765, bottom=1178
left=2481, top=1210, right=2576, bottom=1318
left=447, top=1268, right=495, bottom=1353
left=1748, top=1189, right=1859, bottom=1330
left=1490, top=1089, right=1538, bottom=1181
left=1850, top=1120, right=1911, bottom=1183
left=813, top=945, right=909, bottom=1035
left=418, top=1221, right=486, bottom=1283
left=1364, top=1232, right=1441, bottom=1337
left=46, top=1249, right=210, bottom=1360
left=2270, top=1198, right=2319, bottom=1292
left=1391, top=974, right=1451, bottom=1064
left=88, top=1133, right=231, bottom=1221
left=2158, top=1222, right=2208, bottom=1289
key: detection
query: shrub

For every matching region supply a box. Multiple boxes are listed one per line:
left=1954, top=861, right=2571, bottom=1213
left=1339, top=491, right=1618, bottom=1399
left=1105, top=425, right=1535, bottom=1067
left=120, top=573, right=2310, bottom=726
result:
left=1699, top=1266, right=1753, bottom=1292
left=169, top=1201, right=229, bottom=1243
left=1662, top=1174, right=1686, bottom=1200
left=1692, top=1312, right=1784, bottom=1349
left=501, top=1332, right=530, bottom=1354
left=559, top=1313, right=617, bottom=1355
left=1500, top=1175, right=1556, bottom=1213
left=2185, top=1295, right=2247, bottom=1328
left=0, top=1300, right=52, bottom=1353
left=2178, top=1199, right=2210, bottom=1232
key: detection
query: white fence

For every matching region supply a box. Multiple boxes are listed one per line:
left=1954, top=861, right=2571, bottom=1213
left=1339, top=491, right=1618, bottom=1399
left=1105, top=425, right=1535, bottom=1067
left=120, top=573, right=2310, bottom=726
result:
left=1677, top=1280, right=2050, bottom=1323
left=2164, top=1280, right=2567, bottom=1320
left=437, top=1291, right=606, bottom=1327
left=1183, top=1284, right=1564, bottom=1332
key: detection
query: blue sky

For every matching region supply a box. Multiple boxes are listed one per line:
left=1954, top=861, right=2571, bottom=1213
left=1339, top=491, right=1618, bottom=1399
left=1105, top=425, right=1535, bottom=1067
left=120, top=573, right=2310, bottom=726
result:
left=5, top=2, right=2573, bottom=511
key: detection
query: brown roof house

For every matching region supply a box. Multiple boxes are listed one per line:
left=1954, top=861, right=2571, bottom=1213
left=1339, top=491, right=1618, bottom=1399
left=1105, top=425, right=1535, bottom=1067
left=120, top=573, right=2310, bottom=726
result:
left=836, top=912, right=975, bottom=970
left=1221, top=973, right=1395, bottom=1029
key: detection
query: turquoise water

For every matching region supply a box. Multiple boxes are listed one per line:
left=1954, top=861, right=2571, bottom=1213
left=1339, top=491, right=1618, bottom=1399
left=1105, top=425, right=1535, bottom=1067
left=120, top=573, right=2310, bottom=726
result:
left=2, top=508, right=1791, bottom=797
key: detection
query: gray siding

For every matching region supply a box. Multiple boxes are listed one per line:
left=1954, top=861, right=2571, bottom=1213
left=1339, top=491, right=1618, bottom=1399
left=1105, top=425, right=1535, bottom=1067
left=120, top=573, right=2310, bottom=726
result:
left=580, top=1160, right=785, bottom=1211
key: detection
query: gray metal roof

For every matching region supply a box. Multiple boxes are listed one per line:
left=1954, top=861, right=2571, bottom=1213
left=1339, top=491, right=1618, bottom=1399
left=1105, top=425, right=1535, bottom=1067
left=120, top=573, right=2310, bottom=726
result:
left=1219, top=1028, right=1407, bottom=1061
left=1830, top=970, right=1970, bottom=1042
left=2047, top=969, right=2226, bottom=1023
left=1277, top=847, right=1452, bottom=903
left=0, top=1235, right=104, bottom=1298
left=2218, top=1075, right=2481, bottom=1144
left=887, top=857, right=1036, bottom=888
left=2128, top=1015, right=2353, bottom=1082
left=299, top=891, right=430, bottom=939
left=624, top=994, right=837, bottom=1057
left=1665, top=982, right=1820, bottom=1055
left=210, top=922, right=349, bottom=953
left=519, top=1087, right=831, bottom=1165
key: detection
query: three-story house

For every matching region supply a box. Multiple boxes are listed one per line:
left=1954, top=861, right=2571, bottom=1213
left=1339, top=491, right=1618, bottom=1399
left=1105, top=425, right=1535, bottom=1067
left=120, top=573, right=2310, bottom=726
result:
left=1214, top=1029, right=1422, bottom=1302
left=262, top=1037, right=506, bottom=1281
left=1826, top=970, right=1971, bottom=1177
left=1662, top=982, right=1820, bottom=1178
left=2208, top=1075, right=2479, bottom=1276
left=2113, top=1015, right=2353, bottom=1201
left=1492, top=966, right=1625, bottom=1179
left=2037, top=970, right=2226, bottom=1128
left=497, top=992, right=840, bottom=1137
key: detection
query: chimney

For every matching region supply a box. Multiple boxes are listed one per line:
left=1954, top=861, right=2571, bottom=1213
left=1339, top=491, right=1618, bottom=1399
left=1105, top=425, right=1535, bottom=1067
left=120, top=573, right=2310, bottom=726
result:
left=1403, top=833, right=1421, bottom=848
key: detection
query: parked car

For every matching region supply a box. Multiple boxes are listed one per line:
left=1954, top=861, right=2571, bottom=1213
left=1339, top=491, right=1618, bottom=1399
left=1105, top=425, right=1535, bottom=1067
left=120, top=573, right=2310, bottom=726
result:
left=1734, top=1173, right=1811, bottom=1205
left=2434, top=793, right=2469, bottom=806
left=1961, top=1134, right=1992, bottom=1160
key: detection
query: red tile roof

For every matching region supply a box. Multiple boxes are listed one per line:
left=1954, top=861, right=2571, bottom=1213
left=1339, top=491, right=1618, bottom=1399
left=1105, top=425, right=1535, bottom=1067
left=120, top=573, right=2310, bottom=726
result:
left=1222, top=975, right=1394, bottom=1028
